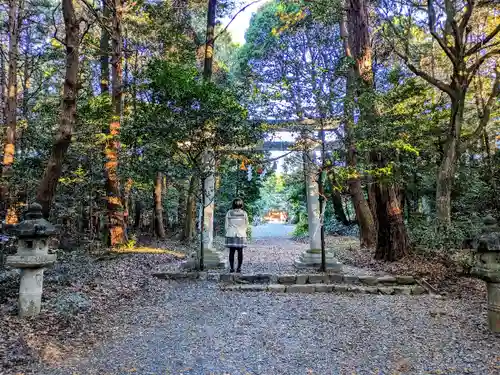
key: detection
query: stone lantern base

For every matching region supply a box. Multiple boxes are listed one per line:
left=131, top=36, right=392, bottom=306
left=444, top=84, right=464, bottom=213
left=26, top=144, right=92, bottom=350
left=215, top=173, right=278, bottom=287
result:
left=182, top=248, right=226, bottom=270
left=487, top=283, right=500, bottom=333
left=6, top=253, right=57, bottom=317
left=294, top=249, right=342, bottom=271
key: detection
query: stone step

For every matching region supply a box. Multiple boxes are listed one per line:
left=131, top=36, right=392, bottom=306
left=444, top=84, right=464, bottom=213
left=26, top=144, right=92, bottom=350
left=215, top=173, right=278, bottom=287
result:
left=152, top=271, right=418, bottom=287
left=220, top=283, right=428, bottom=295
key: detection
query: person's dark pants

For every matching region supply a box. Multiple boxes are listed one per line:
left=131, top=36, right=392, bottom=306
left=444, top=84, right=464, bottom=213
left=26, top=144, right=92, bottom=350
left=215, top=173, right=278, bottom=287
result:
left=229, top=247, right=243, bottom=271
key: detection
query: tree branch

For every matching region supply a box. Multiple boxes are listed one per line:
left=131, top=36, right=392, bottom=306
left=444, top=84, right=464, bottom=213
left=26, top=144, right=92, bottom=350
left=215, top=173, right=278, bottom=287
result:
left=462, top=66, right=500, bottom=149
left=466, top=23, right=500, bottom=56
left=212, top=0, right=264, bottom=43
left=467, top=48, right=500, bottom=81
left=459, top=0, right=474, bottom=36
left=394, top=50, right=456, bottom=98
left=427, top=0, right=456, bottom=65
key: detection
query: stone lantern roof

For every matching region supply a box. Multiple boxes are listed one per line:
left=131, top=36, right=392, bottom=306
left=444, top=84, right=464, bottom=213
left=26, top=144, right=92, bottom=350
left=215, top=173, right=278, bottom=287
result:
left=11, top=203, right=58, bottom=238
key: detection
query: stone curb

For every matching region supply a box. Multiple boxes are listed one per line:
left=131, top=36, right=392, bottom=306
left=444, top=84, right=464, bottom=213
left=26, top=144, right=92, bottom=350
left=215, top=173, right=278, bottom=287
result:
left=219, top=283, right=428, bottom=295
left=152, top=271, right=419, bottom=287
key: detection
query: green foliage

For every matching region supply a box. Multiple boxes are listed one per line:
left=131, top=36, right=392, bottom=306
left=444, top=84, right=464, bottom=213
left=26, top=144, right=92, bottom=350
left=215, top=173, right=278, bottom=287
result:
left=409, top=215, right=482, bottom=252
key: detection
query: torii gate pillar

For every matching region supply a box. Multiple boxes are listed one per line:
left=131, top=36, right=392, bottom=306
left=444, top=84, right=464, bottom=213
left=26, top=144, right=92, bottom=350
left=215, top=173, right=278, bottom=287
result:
left=294, top=152, right=342, bottom=271
left=201, top=151, right=226, bottom=269
left=184, top=151, right=225, bottom=270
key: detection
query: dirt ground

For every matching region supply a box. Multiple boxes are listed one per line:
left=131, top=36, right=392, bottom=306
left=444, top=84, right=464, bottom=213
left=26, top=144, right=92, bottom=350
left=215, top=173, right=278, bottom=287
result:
left=0, top=233, right=487, bottom=374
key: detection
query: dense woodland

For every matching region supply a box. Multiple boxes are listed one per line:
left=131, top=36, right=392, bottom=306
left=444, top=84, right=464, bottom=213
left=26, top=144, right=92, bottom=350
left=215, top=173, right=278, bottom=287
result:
left=0, top=0, right=499, bottom=262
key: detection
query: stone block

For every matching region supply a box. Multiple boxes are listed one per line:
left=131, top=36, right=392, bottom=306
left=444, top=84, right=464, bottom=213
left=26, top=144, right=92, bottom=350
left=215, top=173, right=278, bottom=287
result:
left=233, top=277, right=250, bottom=284
left=287, top=285, right=315, bottom=293
left=347, top=286, right=364, bottom=293
left=377, top=276, right=397, bottom=284
left=248, top=274, right=271, bottom=283
left=364, top=287, right=379, bottom=294
left=393, top=286, right=412, bottom=295
left=294, top=251, right=343, bottom=272
left=378, top=287, right=395, bottom=295
left=152, top=272, right=186, bottom=280
left=343, top=275, right=360, bottom=284
left=267, top=284, right=287, bottom=293
left=239, top=284, right=267, bottom=292
left=396, top=276, right=416, bottom=285
left=328, top=273, right=344, bottom=283
left=332, top=285, right=349, bottom=293
left=220, top=274, right=234, bottom=282
left=411, top=286, right=427, bottom=295
left=222, top=285, right=240, bottom=291
left=358, top=276, right=378, bottom=286
left=6, top=254, right=57, bottom=269
left=313, top=284, right=333, bottom=293
left=277, top=275, right=297, bottom=284
left=308, top=274, right=329, bottom=284
left=296, top=275, right=308, bottom=285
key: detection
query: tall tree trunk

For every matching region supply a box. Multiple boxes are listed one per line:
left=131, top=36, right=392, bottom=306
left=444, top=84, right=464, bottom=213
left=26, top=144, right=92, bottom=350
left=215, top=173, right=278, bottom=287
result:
left=183, top=174, right=197, bottom=242
left=436, top=96, right=463, bottom=225
left=122, top=177, right=132, bottom=240
left=35, top=0, right=80, bottom=218
left=133, top=200, right=142, bottom=229
left=340, top=11, right=376, bottom=248
left=346, top=0, right=409, bottom=258
left=2, top=0, right=23, bottom=224
left=105, top=0, right=126, bottom=246
left=203, top=0, right=216, bottom=82
left=153, top=172, right=166, bottom=238
left=177, top=179, right=188, bottom=231
left=100, top=0, right=110, bottom=94
left=327, top=170, right=349, bottom=225
left=374, top=181, right=410, bottom=261
left=0, top=42, right=5, bottom=128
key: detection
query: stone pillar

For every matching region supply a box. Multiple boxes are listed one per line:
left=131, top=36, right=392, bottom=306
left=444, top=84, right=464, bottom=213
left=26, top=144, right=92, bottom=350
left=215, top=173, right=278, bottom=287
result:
left=305, top=152, right=321, bottom=251
left=294, top=152, right=342, bottom=271
left=472, top=215, right=500, bottom=332
left=487, top=283, right=500, bottom=332
left=200, top=150, right=225, bottom=269
left=5, top=203, right=57, bottom=317
left=202, top=150, right=215, bottom=251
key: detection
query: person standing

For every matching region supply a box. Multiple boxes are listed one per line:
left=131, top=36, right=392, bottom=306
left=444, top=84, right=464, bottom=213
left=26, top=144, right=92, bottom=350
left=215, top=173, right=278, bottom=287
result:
left=225, top=198, right=249, bottom=273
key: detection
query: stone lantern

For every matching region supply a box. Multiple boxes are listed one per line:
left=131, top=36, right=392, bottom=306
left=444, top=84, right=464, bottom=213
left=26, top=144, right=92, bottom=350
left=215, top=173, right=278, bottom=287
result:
left=5, top=203, right=57, bottom=317
left=472, top=215, right=500, bottom=332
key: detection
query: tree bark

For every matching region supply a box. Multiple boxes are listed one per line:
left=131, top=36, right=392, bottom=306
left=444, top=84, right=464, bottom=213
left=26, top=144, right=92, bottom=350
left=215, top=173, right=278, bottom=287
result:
left=435, top=96, right=463, bottom=225
left=183, top=174, right=197, bottom=242
left=105, top=0, right=126, bottom=246
left=374, top=181, right=410, bottom=261
left=133, top=200, right=142, bottom=229
left=153, top=172, right=166, bottom=238
left=0, top=42, right=5, bottom=128
left=177, top=179, right=188, bottom=231
left=100, top=0, right=110, bottom=94
left=346, top=0, right=409, bottom=255
left=327, top=170, right=349, bottom=225
left=35, top=0, right=80, bottom=218
left=203, top=0, right=216, bottom=81
left=340, top=9, right=376, bottom=248
left=2, top=0, right=23, bottom=223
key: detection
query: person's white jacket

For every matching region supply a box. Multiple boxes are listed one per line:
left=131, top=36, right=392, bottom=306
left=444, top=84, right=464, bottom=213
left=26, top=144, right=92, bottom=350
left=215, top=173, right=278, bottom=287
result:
left=225, top=209, right=249, bottom=237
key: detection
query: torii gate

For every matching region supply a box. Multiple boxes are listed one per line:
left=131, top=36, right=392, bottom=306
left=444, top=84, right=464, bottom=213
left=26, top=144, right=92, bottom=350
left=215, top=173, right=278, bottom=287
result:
left=198, top=118, right=343, bottom=271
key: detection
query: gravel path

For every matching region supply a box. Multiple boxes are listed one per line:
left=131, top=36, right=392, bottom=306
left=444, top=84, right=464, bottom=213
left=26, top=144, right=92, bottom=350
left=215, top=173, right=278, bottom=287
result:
left=37, top=282, right=500, bottom=375
left=33, top=229, right=500, bottom=374
left=217, top=224, right=376, bottom=276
